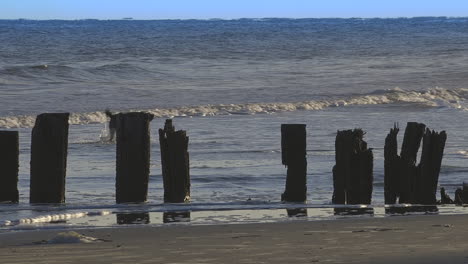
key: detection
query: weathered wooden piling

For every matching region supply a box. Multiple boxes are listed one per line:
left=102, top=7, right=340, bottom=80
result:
left=454, top=183, right=468, bottom=205
left=414, top=129, right=447, bottom=204
left=440, top=187, right=454, bottom=204
left=30, top=113, right=69, bottom=203
left=159, top=119, right=190, bottom=203
left=384, top=124, right=400, bottom=204
left=384, top=122, right=446, bottom=205
left=332, top=129, right=373, bottom=204
left=399, top=122, right=426, bottom=203
left=0, top=131, right=19, bottom=203
left=281, top=124, right=307, bottom=202
left=115, top=112, right=154, bottom=203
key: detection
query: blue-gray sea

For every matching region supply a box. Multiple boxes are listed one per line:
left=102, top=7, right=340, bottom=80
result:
left=1, top=18, right=468, bottom=229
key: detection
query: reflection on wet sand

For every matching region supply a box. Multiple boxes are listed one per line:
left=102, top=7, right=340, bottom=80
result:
left=286, top=208, right=307, bottom=217
left=385, top=205, right=439, bottom=215
left=334, top=208, right=374, bottom=216
left=163, top=211, right=191, bottom=223
left=117, top=213, right=150, bottom=225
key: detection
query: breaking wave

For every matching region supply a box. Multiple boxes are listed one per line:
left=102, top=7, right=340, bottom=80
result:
left=0, top=87, right=467, bottom=128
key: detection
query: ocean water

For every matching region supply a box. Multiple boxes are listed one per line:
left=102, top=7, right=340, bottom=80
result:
left=1, top=18, right=468, bottom=229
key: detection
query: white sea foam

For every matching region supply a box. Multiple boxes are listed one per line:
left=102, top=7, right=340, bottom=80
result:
left=0, top=211, right=111, bottom=227
left=0, top=87, right=466, bottom=128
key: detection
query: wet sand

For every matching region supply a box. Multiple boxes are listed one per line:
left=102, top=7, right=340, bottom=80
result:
left=1, top=214, right=468, bottom=263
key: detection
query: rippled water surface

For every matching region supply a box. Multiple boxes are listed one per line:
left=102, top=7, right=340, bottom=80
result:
left=1, top=18, right=468, bottom=228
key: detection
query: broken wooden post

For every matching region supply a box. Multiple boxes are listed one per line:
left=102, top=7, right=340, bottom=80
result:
left=30, top=113, right=69, bottom=203
left=115, top=112, right=154, bottom=203
left=281, top=124, right=307, bottom=202
left=454, top=183, right=468, bottom=205
left=399, top=122, right=426, bottom=203
left=384, top=122, right=425, bottom=204
left=0, top=131, right=19, bottom=203
left=332, top=129, right=373, bottom=204
left=159, top=119, right=190, bottom=203
left=384, top=123, right=399, bottom=204
left=414, top=129, right=446, bottom=204
left=384, top=122, right=446, bottom=205
left=440, top=187, right=454, bottom=204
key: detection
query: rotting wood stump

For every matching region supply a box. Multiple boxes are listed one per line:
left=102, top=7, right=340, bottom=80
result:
left=332, top=129, right=373, bottom=205
left=159, top=119, right=190, bottom=203
left=0, top=131, right=19, bottom=203
left=281, top=124, right=307, bottom=202
left=440, top=187, right=454, bottom=204
left=454, top=183, right=468, bottom=205
left=115, top=112, right=154, bottom=203
left=384, top=122, right=446, bottom=205
left=30, top=113, right=69, bottom=203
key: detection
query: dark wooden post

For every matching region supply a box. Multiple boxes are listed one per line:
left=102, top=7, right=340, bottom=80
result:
left=0, top=131, right=19, bottom=203
left=332, top=131, right=349, bottom=204
left=384, top=122, right=446, bottom=205
left=384, top=124, right=399, bottom=204
left=332, top=129, right=373, bottom=204
left=30, top=113, right=69, bottom=203
left=159, top=119, right=190, bottom=203
left=398, top=122, right=426, bottom=203
left=440, top=187, right=454, bottom=204
left=115, top=112, right=154, bottom=203
left=281, top=124, right=307, bottom=202
left=414, top=129, right=446, bottom=204
left=454, top=183, right=468, bottom=205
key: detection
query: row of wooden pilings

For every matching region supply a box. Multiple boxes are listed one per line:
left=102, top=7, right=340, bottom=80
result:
left=0, top=112, right=460, bottom=205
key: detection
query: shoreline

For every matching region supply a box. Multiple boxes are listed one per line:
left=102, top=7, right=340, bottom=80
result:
left=2, top=214, right=468, bottom=263
left=2, top=204, right=468, bottom=231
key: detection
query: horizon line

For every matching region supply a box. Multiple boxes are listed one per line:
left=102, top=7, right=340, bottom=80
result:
left=1, top=16, right=468, bottom=21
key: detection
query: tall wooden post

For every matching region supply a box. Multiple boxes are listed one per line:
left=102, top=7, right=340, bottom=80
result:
left=414, top=129, right=446, bottom=204
left=332, top=129, right=373, bottom=205
left=281, top=124, right=307, bottom=202
left=159, top=119, right=190, bottom=203
left=384, top=122, right=446, bottom=205
left=30, top=113, right=69, bottom=203
left=115, top=112, right=154, bottom=203
left=398, top=122, right=426, bottom=203
left=384, top=124, right=400, bottom=204
left=0, top=131, right=19, bottom=203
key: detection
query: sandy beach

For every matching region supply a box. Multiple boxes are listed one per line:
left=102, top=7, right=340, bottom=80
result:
left=1, top=214, right=468, bottom=263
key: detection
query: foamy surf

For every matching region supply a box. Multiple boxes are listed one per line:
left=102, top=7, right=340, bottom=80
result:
left=456, top=151, right=468, bottom=158
left=0, top=211, right=111, bottom=227
left=0, top=87, right=466, bottom=128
